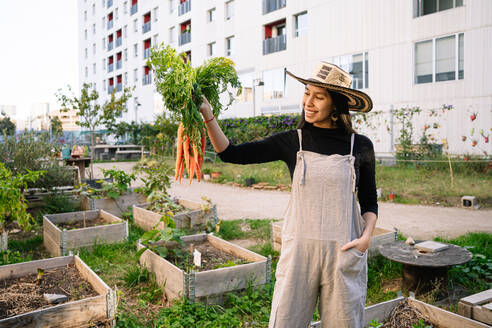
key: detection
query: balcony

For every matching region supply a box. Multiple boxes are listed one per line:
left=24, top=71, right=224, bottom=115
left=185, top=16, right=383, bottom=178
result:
left=143, top=74, right=152, bottom=85
left=107, top=20, right=113, bottom=30
left=116, top=83, right=122, bottom=92
left=131, top=3, right=138, bottom=15
left=116, top=61, right=122, bottom=70
left=142, top=22, right=151, bottom=34
left=108, top=63, right=114, bottom=72
left=263, top=34, right=286, bottom=55
left=108, top=86, right=114, bottom=94
left=107, top=0, right=113, bottom=8
left=143, top=48, right=150, bottom=59
left=178, top=0, right=191, bottom=16
left=263, top=0, right=286, bottom=14
left=108, top=41, right=114, bottom=50
left=116, top=37, right=122, bottom=47
left=179, top=31, right=191, bottom=46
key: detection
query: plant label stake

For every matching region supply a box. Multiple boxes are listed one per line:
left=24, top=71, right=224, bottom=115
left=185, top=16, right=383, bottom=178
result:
left=193, top=249, right=201, bottom=267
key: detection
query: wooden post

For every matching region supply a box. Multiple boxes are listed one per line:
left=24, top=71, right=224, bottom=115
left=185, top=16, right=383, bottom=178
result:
left=0, top=232, right=7, bottom=251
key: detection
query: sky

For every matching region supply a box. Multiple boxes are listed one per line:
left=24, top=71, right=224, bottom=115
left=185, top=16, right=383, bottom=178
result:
left=0, top=0, right=79, bottom=119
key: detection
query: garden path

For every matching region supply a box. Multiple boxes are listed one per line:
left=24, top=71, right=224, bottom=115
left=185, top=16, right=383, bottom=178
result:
left=94, top=162, right=492, bottom=239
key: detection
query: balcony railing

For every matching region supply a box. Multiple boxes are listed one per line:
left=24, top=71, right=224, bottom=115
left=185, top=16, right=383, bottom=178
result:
left=179, top=31, right=191, bottom=46
left=108, top=86, right=114, bottom=94
left=178, top=0, right=191, bottom=16
left=116, top=37, right=122, bottom=47
left=107, top=0, right=113, bottom=8
left=116, top=83, right=122, bottom=92
left=116, top=61, right=122, bottom=70
left=143, top=74, right=152, bottom=85
left=262, top=0, right=286, bottom=14
left=143, top=48, right=150, bottom=59
left=142, top=22, right=151, bottom=34
left=263, top=34, right=286, bottom=55
left=108, top=41, right=114, bottom=50
left=131, top=3, right=138, bottom=15
left=107, top=20, right=113, bottom=30
left=108, top=63, right=114, bottom=72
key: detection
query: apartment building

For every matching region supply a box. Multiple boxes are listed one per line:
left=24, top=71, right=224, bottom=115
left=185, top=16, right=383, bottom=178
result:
left=79, top=0, right=491, bottom=154
left=51, top=109, right=80, bottom=131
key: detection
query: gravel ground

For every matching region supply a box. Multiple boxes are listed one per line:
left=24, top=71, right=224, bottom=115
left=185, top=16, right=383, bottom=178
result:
left=93, top=162, right=492, bottom=239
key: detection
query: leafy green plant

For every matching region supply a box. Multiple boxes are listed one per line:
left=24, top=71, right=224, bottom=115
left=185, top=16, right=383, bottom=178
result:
left=134, top=157, right=172, bottom=196
left=100, top=168, right=136, bottom=199
left=413, top=318, right=432, bottom=328
left=369, top=319, right=383, bottom=328
left=146, top=191, right=185, bottom=215
left=0, top=163, right=44, bottom=233
left=0, top=250, right=32, bottom=265
left=123, top=265, right=150, bottom=288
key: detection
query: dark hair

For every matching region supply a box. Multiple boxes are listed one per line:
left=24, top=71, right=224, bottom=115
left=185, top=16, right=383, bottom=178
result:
left=297, top=90, right=355, bottom=135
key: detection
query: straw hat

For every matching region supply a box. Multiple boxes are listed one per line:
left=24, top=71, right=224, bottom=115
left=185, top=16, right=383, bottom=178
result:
left=286, top=61, right=373, bottom=113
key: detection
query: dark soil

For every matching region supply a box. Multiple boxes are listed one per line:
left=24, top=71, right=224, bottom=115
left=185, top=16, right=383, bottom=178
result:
left=57, top=216, right=113, bottom=230
left=382, top=299, right=433, bottom=327
left=165, top=240, right=250, bottom=272
left=0, top=263, right=98, bottom=319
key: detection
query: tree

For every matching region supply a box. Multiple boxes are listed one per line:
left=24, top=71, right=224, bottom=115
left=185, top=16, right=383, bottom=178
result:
left=50, top=116, right=63, bottom=140
left=56, top=83, right=133, bottom=178
left=0, top=116, right=16, bottom=136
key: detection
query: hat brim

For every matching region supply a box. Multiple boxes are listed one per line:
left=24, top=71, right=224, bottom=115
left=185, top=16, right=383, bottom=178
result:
left=286, top=70, right=373, bottom=113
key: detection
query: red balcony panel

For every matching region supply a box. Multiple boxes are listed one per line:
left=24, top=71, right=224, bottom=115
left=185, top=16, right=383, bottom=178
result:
left=144, top=39, right=151, bottom=49
left=108, top=56, right=114, bottom=64
left=109, top=78, right=114, bottom=85
left=180, top=20, right=191, bottom=32
left=144, top=66, right=150, bottom=75
left=108, top=13, right=113, bottom=21
left=109, top=34, right=114, bottom=41
left=264, top=19, right=286, bottom=39
left=117, top=52, right=122, bottom=60
left=132, top=0, right=137, bottom=5
left=180, top=0, right=187, bottom=3
left=117, top=75, right=122, bottom=83
left=144, top=13, right=151, bottom=23
left=116, top=29, right=122, bottom=38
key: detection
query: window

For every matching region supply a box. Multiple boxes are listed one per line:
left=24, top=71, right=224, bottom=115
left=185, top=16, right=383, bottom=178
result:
left=93, top=43, right=96, bottom=55
left=414, top=0, right=463, bottom=17
left=84, top=10, right=87, bottom=21
left=237, top=72, right=253, bottom=102
left=263, top=68, right=285, bottom=100
left=93, top=63, right=96, bottom=74
left=84, top=29, right=88, bottom=40
left=124, top=48, right=128, bottom=61
left=124, top=25, right=128, bottom=38
left=332, top=52, right=369, bottom=89
left=92, top=3, right=96, bottom=15
left=153, top=7, right=158, bottom=21
left=134, top=19, right=138, bottom=32
left=92, top=23, right=96, bottom=34
left=226, top=36, right=234, bottom=56
left=102, top=17, right=105, bottom=28
left=207, top=42, right=216, bottom=57
left=294, top=12, right=307, bottom=37
left=134, top=68, right=138, bottom=82
left=207, top=8, right=216, bottom=22
left=134, top=43, right=138, bottom=57
left=102, top=37, right=106, bottom=49
left=225, top=1, right=234, bottom=20
left=169, top=26, right=175, bottom=43
left=169, top=0, right=175, bottom=13
left=153, top=34, right=159, bottom=45
left=124, top=72, right=128, bottom=85
left=115, top=7, right=119, bottom=20
left=415, top=33, right=464, bottom=84
left=103, top=58, right=106, bottom=71
left=85, top=66, right=88, bottom=78
left=85, top=48, right=88, bottom=59
left=103, top=79, right=106, bottom=90
left=124, top=1, right=127, bottom=14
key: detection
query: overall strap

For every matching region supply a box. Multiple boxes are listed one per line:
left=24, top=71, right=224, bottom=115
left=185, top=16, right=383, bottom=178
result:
left=297, top=129, right=303, bottom=151
left=349, top=133, right=355, bottom=156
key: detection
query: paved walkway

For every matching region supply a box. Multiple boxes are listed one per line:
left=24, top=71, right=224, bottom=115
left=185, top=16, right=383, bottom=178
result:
left=94, top=162, right=492, bottom=239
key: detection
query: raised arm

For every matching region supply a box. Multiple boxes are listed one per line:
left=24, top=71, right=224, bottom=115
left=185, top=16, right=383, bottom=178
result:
left=199, top=96, right=229, bottom=153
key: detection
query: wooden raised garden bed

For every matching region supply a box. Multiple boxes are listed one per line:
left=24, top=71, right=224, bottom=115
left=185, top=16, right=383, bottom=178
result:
left=133, top=199, right=218, bottom=233
left=0, top=255, right=116, bottom=328
left=43, top=210, right=128, bottom=257
left=137, top=233, right=271, bottom=304
left=271, top=221, right=395, bottom=258
left=81, top=191, right=146, bottom=217
left=310, top=296, right=489, bottom=328
left=458, top=289, right=492, bottom=325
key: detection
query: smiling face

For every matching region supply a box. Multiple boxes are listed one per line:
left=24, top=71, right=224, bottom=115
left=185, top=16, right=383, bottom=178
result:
left=302, top=84, right=336, bottom=128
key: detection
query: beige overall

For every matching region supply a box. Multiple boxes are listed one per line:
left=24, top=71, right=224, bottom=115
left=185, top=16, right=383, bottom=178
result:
left=269, top=130, right=367, bottom=328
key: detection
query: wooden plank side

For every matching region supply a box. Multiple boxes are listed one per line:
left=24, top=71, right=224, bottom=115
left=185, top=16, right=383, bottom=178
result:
left=100, top=209, right=124, bottom=223
left=45, top=211, right=100, bottom=224
left=408, top=298, right=490, bottom=328
left=43, top=232, right=62, bottom=257
left=43, top=216, right=61, bottom=257
left=0, top=256, right=73, bottom=281
left=0, top=295, right=107, bottom=328
left=271, top=221, right=282, bottom=244
left=194, top=261, right=267, bottom=298
left=181, top=234, right=208, bottom=243
left=473, top=305, right=492, bottom=325
left=208, top=235, right=266, bottom=262
left=137, top=242, right=184, bottom=301
left=133, top=204, right=162, bottom=231
left=74, top=256, right=110, bottom=296
left=178, top=198, right=202, bottom=211
left=460, top=289, right=492, bottom=306
left=64, top=222, right=127, bottom=249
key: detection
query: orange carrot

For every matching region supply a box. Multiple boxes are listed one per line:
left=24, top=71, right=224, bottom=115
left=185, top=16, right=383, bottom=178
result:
left=178, top=156, right=184, bottom=183
left=188, top=151, right=196, bottom=184
left=175, top=123, right=184, bottom=180
left=192, top=143, right=201, bottom=182
left=183, top=136, right=190, bottom=178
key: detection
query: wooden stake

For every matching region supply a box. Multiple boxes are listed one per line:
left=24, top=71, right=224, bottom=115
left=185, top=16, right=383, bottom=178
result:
left=447, top=154, right=454, bottom=187
left=83, top=212, right=86, bottom=228
left=189, top=243, right=194, bottom=255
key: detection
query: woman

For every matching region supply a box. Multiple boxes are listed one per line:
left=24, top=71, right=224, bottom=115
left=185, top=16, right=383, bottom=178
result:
left=199, top=62, right=378, bottom=328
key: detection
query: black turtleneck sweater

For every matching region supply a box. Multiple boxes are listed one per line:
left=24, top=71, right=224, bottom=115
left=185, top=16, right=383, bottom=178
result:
left=218, top=124, right=378, bottom=217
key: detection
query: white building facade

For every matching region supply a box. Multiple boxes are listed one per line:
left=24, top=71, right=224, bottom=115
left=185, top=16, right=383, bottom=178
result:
left=79, top=0, right=491, bottom=155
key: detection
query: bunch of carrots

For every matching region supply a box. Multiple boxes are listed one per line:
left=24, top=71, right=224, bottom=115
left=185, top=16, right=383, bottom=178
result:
left=175, top=123, right=207, bottom=183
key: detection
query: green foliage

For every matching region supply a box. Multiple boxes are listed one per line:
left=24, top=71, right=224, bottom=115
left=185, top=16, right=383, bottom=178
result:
left=0, top=250, right=32, bottom=265
left=148, top=44, right=241, bottom=148
left=50, top=116, right=63, bottom=139
left=123, top=265, right=150, bottom=287
left=368, top=319, right=383, bottom=328
left=412, top=319, right=432, bottom=328
left=101, top=168, right=136, bottom=199
left=134, top=157, right=172, bottom=196
left=0, top=163, right=44, bottom=232
left=39, top=192, right=80, bottom=217
left=366, top=255, right=402, bottom=305
left=146, top=191, right=185, bottom=215
left=0, top=116, right=15, bottom=135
